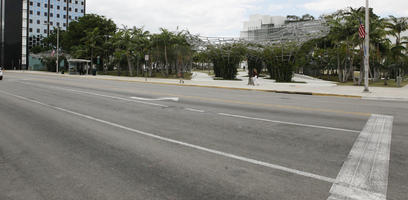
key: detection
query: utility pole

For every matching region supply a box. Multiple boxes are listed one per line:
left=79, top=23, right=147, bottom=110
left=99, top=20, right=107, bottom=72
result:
left=364, top=0, right=370, bottom=92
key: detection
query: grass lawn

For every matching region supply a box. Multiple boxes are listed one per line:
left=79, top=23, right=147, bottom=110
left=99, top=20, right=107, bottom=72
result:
left=338, top=79, right=408, bottom=88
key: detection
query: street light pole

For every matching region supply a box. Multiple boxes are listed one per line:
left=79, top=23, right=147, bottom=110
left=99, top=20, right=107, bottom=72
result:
left=56, top=27, right=59, bottom=73
left=364, top=0, right=370, bottom=92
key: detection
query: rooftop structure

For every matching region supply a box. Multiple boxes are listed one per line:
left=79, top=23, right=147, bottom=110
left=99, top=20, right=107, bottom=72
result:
left=240, top=14, right=330, bottom=44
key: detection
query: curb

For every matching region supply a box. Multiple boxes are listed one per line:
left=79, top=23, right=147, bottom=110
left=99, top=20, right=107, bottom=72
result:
left=362, top=97, right=408, bottom=102
left=6, top=71, right=365, bottom=99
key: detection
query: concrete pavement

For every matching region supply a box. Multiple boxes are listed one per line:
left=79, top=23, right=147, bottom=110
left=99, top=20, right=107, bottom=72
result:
left=1, top=72, right=407, bottom=200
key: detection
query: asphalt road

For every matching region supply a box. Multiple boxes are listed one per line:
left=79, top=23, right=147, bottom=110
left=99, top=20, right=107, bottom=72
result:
left=0, top=72, right=407, bottom=200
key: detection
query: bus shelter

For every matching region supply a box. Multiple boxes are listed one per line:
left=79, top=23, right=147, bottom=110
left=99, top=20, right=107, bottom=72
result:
left=68, top=59, right=91, bottom=75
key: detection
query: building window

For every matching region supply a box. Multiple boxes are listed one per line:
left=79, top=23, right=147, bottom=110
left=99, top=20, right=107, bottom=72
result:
left=37, top=11, right=40, bottom=15
left=29, top=10, right=33, bottom=15
left=29, top=1, right=33, bottom=6
left=44, top=12, right=47, bottom=16
left=57, top=14, right=60, bottom=18
left=37, top=20, right=40, bottom=24
left=29, top=28, right=33, bottom=32
left=57, top=5, right=60, bottom=10
left=29, top=19, right=33, bottom=23
left=37, top=29, right=40, bottom=33
left=37, top=2, right=40, bottom=7
left=75, top=8, right=78, bottom=12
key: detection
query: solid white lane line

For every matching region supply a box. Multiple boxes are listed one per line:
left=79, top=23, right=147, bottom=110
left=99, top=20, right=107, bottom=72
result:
left=131, top=96, right=179, bottom=102
left=16, top=81, right=168, bottom=108
left=0, top=89, right=335, bottom=184
left=218, top=113, right=360, bottom=133
left=185, top=108, right=205, bottom=113
left=327, top=114, right=393, bottom=200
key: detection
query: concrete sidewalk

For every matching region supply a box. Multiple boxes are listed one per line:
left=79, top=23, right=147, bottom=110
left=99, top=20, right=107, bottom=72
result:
left=5, top=70, right=408, bottom=101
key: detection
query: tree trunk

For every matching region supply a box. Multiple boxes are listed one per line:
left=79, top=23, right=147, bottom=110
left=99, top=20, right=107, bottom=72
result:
left=136, top=58, right=139, bottom=76
left=127, top=55, right=133, bottom=77
left=337, top=53, right=342, bottom=82
left=164, top=44, right=169, bottom=76
left=349, top=53, right=356, bottom=84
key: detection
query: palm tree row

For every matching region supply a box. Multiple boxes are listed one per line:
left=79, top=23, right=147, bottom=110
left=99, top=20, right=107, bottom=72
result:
left=301, top=7, right=408, bottom=85
left=36, top=10, right=407, bottom=85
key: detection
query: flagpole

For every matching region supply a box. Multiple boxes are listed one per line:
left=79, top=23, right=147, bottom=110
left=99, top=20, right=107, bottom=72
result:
left=364, top=0, right=370, bottom=92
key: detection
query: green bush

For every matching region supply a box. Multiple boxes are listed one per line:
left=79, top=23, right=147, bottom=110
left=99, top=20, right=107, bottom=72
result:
left=207, top=44, right=246, bottom=80
left=264, top=45, right=297, bottom=82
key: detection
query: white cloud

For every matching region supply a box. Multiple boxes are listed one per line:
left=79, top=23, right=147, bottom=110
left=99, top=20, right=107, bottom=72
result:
left=303, top=0, right=408, bottom=17
left=86, top=0, right=408, bottom=37
left=87, top=0, right=260, bottom=37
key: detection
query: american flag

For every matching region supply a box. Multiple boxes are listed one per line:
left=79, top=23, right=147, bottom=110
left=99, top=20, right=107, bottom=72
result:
left=359, top=20, right=366, bottom=39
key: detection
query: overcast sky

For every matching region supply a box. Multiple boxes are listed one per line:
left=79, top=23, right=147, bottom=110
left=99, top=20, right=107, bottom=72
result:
left=87, top=0, right=408, bottom=37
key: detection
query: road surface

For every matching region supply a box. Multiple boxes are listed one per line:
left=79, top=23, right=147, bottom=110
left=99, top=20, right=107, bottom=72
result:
left=0, top=72, right=407, bottom=200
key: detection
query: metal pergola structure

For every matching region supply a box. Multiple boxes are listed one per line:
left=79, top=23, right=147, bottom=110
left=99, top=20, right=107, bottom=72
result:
left=185, top=19, right=330, bottom=49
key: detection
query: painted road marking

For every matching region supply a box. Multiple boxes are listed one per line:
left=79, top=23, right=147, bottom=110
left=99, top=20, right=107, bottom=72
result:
left=0, top=89, right=335, bottom=184
left=14, top=76, right=372, bottom=117
left=185, top=108, right=205, bottom=113
left=16, top=81, right=168, bottom=108
left=218, top=113, right=360, bottom=133
left=131, top=96, right=179, bottom=102
left=327, top=114, right=393, bottom=200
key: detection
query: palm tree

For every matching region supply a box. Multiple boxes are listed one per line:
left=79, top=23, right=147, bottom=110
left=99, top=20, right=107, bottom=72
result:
left=130, top=27, right=150, bottom=76
left=81, top=27, right=101, bottom=73
left=386, top=16, right=408, bottom=45
left=113, top=26, right=150, bottom=76
left=156, top=28, right=173, bottom=76
left=386, top=16, right=408, bottom=81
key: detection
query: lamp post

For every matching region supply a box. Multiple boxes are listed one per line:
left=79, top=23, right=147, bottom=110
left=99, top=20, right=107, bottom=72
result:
left=364, top=0, right=370, bottom=92
left=56, top=26, right=59, bottom=73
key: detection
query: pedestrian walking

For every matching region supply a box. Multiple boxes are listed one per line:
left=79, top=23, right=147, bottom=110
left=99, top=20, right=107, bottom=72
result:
left=178, top=71, right=184, bottom=84
left=253, top=69, right=260, bottom=86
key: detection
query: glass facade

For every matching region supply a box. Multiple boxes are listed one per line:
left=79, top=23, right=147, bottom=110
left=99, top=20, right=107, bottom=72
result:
left=0, top=0, right=85, bottom=69
left=28, top=0, right=86, bottom=48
